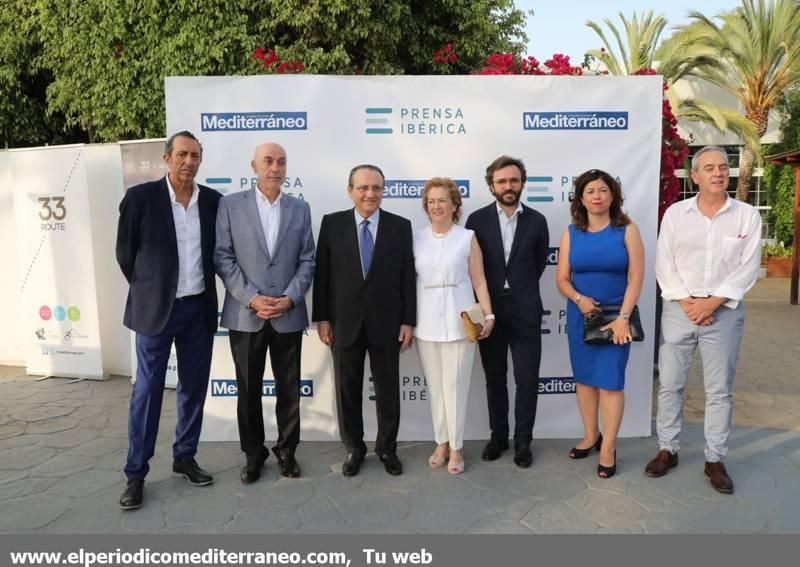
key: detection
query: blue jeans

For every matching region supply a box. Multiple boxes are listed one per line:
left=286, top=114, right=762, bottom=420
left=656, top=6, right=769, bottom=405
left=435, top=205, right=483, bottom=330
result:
left=656, top=300, right=744, bottom=462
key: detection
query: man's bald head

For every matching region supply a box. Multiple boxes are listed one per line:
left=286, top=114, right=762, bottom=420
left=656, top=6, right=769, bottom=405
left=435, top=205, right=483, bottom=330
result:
left=251, top=143, right=287, bottom=197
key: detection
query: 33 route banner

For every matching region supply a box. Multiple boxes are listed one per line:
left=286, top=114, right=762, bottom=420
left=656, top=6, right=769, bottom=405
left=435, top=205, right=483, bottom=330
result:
left=11, top=145, right=105, bottom=380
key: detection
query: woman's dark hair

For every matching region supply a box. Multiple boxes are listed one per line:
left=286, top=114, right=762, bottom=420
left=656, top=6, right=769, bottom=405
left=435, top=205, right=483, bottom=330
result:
left=570, top=169, right=630, bottom=230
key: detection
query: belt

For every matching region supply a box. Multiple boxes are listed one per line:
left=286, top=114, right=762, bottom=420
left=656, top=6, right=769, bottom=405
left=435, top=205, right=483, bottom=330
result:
left=501, top=288, right=512, bottom=296
left=175, top=292, right=203, bottom=302
left=423, top=283, right=458, bottom=289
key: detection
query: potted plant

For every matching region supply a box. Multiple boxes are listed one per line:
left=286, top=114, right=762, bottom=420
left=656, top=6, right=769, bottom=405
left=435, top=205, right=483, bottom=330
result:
left=763, top=243, right=793, bottom=277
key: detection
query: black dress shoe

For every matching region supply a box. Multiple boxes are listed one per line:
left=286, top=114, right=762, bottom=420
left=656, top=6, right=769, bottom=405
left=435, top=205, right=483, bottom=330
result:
left=481, top=439, right=509, bottom=461
left=273, top=448, right=301, bottom=478
left=342, top=452, right=364, bottom=477
left=173, top=458, right=214, bottom=486
left=241, top=448, right=269, bottom=484
left=379, top=452, right=403, bottom=476
left=119, top=479, right=144, bottom=510
left=513, top=444, right=533, bottom=468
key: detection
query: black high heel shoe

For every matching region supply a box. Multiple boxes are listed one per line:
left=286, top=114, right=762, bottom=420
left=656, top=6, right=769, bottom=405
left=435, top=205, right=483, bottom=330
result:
left=597, top=451, right=617, bottom=479
left=569, top=433, right=603, bottom=460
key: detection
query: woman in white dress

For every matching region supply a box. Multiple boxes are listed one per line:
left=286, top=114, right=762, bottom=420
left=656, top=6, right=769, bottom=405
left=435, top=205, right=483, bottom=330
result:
left=414, top=177, right=494, bottom=474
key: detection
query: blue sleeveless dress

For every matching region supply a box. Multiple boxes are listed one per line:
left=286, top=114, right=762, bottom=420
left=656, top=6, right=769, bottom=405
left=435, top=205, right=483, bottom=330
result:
left=566, top=224, right=630, bottom=391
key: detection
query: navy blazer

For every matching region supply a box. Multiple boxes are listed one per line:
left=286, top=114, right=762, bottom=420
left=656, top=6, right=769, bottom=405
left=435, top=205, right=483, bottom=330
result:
left=312, top=208, right=416, bottom=348
left=116, top=177, right=222, bottom=336
left=465, top=202, right=549, bottom=335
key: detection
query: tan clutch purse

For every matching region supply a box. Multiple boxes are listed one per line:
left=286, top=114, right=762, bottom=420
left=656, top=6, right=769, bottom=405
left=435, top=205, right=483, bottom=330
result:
left=460, top=303, right=486, bottom=342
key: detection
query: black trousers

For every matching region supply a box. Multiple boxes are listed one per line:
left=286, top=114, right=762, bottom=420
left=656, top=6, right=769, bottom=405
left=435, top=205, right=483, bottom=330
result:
left=477, top=295, right=542, bottom=446
left=228, top=323, right=302, bottom=456
left=331, top=325, right=400, bottom=456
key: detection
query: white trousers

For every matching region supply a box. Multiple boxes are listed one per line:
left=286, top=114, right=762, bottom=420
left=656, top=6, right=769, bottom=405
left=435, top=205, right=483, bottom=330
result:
left=416, top=338, right=476, bottom=450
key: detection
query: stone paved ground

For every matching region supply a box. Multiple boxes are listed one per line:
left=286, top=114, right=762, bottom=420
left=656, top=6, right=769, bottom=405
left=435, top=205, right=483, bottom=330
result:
left=1, top=279, right=798, bottom=534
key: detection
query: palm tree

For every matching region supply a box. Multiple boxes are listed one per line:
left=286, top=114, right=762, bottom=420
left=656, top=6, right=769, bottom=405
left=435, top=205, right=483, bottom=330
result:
left=586, top=11, right=760, bottom=170
left=671, top=0, right=800, bottom=201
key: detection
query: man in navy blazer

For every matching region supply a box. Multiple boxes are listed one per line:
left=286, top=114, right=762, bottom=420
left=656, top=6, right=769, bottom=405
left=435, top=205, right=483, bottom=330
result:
left=215, top=143, right=315, bottom=482
left=465, top=155, right=549, bottom=468
left=313, top=164, right=416, bottom=477
left=116, top=131, right=222, bottom=510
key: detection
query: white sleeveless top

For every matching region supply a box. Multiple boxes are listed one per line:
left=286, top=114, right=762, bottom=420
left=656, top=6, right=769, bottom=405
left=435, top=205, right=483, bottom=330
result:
left=413, top=224, right=475, bottom=342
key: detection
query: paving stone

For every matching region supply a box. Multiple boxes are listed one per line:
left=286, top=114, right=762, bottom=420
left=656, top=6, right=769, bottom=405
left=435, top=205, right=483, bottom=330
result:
left=0, top=470, right=27, bottom=486
left=331, top=487, right=410, bottom=524
left=121, top=499, right=166, bottom=532
left=31, top=455, right=96, bottom=477
left=37, top=427, right=100, bottom=449
left=25, top=417, right=78, bottom=435
left=407, top=483, right=486, bottom=534
left=46, top=469, right=121, bottom=498
left=507, top=469, right=587, bottom=500
left=0, top=422, right=26, bottom=440
left=465, top=519, right=533, bottom=534
left=297, top=496, right=345, bottom=528
left=0, top=494, right=69, bottom=531
left=11, top=405, right=75, bottom=422
left=312, top=471, right=365, bottom=496
left=70, top=405, right=108, bottom=419
left=224, top=504, right=301, bottom=534
left=0, top=477, right=58, bottom=502
left=47, top=487, right=122, bottom=533
left=62, top=437, right=124, bottom=457
left=568, top=490, right=649, bottom=529
left=165, top=491, right=241, bottom=527
left=480, top=488, right=537, bottom=522
left=0, top=445, right=58, bottom=470
left=520, top=500, right=598, bottom=533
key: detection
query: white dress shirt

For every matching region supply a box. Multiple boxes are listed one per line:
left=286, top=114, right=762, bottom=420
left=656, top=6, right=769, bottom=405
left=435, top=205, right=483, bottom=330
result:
left=354, top=208, right=380, bottom=275
left=255, top=188, right=282, bottom=257
left=497, top=202, right=522, bottom=288
left=656, top=195, right=762, bottom=309
left=166, top=176, right=204, bottom=298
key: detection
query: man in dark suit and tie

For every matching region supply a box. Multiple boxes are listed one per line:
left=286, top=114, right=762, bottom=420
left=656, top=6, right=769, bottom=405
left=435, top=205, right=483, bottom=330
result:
left=215, top=142, right=315, bottom=483
left=313, top=164, right=416, bottom=476
left=116, top=131, right=222, bottom=509
left=465, top=155, right=549, bottom=468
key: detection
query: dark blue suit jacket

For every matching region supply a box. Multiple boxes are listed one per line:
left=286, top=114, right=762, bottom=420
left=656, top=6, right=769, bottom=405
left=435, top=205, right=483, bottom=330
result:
left=465, top=203, right=549, bottom=336
left=116, top=177, right=222, bottom=336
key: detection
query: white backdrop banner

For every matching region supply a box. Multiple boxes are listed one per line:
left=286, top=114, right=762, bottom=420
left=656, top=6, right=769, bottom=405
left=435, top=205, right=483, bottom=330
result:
left=165, top=75, right=662, bottom=442
left=11, top=145, right=105, bottom=380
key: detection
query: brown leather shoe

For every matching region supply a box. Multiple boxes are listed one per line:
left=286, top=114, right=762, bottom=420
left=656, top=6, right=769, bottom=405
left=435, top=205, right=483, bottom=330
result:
left=705, top=461, right=734, bottom=494
left=644, top=449, right=678, bottom=477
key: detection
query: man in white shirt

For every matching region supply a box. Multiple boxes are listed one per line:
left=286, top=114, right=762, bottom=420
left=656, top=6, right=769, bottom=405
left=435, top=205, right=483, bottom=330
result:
left=646, top=145, right=762, bottom=494
left=116, top=131, right=222, bottom=509
left=215, top=143, right=315, bottom=483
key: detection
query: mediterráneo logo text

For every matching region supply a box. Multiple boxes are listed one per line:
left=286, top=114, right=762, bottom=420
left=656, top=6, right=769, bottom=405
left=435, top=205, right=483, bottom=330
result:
left=538, top=376, right=577, bottom=394
left=384, top=179, right=470, bottom=198
left=523, top=112, right=628, bottom=130
left=211, top=379, right=314, bottom=397
left=201, top=112, right=307, bottom=132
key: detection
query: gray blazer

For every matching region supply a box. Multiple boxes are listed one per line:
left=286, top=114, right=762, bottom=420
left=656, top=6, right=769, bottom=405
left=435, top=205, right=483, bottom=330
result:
left=215, top=190, right=315, bottom=333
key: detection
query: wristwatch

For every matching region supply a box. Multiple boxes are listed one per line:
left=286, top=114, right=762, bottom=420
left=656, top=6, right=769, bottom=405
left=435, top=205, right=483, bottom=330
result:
left=619, top=312, right=630, bottom=321
left=485, top=314, right=496, bottom=321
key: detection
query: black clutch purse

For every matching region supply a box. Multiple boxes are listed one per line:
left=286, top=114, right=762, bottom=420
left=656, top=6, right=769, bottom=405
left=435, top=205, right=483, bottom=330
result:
left=583, top=305, right=644, bottom=345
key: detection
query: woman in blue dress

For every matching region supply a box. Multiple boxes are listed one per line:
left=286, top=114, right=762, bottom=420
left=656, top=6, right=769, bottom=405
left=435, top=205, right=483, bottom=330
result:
left=556, top=169, right=644, bottom=478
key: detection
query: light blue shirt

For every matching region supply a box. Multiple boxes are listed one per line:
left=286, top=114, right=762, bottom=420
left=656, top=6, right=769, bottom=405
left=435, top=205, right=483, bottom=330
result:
left=354, top=208, right=380, bottom=275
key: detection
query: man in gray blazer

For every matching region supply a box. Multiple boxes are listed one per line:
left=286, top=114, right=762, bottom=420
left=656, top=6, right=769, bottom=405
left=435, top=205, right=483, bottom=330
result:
left=215, top=143, right=315, bottom=483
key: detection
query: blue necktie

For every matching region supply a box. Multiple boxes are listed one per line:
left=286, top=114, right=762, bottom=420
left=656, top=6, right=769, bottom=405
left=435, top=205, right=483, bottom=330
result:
left=360, top=219, right=374, bottom=277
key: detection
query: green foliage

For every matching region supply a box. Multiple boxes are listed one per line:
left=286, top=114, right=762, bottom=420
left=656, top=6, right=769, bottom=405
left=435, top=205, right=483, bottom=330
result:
left=4, top=1, right=527, bottom=143
left=763, top=88, right=800, bottom=244
left=762, top=243, right=793, bottom=257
